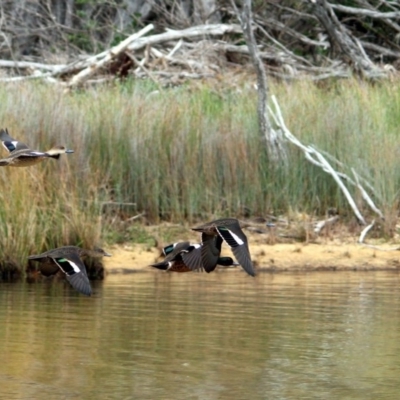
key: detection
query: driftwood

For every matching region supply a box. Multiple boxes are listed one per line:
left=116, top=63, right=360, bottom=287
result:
left=54, top=23, right=242, bottom=78
left=0, top=1, right=398, bottom=65
left=310, top=0, right=379, bottom=77
left=0, top=60, right=64, bottom=72
left=0, top=0, right=399, bottom=87
left=67, top=24, right=154, bottom=88
left=314, top=215, right=340, bottom=234
left=358, top=220, right=376, bottom=244
left=0, top=23, right=247, bottom=86
left=358, top=220, right=400, bottom=251
left=268, top=95, right=385, bottom=227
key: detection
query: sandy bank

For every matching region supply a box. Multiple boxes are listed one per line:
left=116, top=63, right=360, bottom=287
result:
left=103, top=231, right=400, bottom=274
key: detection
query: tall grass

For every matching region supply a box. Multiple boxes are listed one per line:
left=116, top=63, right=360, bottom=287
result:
left=0, top=78, right=398, bottom=270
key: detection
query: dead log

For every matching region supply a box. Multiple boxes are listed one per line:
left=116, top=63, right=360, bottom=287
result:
left=66, top=24, right=154, bottom=88
left=0, top=60, right=65, bottom=72
left=231, top=0, right=287, bottom=163
left=310, top=0, right=385, bottom=77
left=56, top=24, right=242, bottom=78
left=269, top=95, right=385, bottom=225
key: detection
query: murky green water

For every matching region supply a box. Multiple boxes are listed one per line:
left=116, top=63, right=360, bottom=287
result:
left=0, top=271, right=400, bottom=399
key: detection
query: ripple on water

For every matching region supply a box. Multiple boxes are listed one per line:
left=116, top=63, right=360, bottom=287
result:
left=0, top=271, right=400, bottom=399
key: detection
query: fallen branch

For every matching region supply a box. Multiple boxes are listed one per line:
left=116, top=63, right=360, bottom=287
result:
left=0, top=72, right=53, bottom=82
left=329, top=3, right=400, bottom=19
left=358, top=220, right=375, bottom=243
left=358, top=219, right=400, bottom=250
left=55, top=24, right=242, bottom=78
left=312, top=147, right=367, bottom=225
left=67, top=24, right=154, bottom=88
left=352, top=169, right=384, bottom=219
left=0, top=60, right=65, bottom=72
left=314, top=215, right=340, bottom=234
left=310, top=0, right=383, bottom=76
left=0, top=2, right=399, bottom=84
left=268, top=94, right=386, bottom=225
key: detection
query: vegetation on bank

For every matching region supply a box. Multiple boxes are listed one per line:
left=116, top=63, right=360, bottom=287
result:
left=0, top=77, right=399, bottom=273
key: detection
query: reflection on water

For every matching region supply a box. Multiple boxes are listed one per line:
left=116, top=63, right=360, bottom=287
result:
left=0, top=271, right=400, bottom=399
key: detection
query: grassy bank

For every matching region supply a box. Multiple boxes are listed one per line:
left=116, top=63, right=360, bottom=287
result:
left=0, top=77, right=399, bottom=272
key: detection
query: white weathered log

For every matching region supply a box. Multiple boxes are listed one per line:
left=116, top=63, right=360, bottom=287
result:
left=311, top=147, right=367, bottom=225
left=358, top=220, right=375, bottom=243
left=67, top=24, right=154, bottom=88
left=269, top=95, right=372, bottom=225
left=0, top=72, right=53, bottom=82
left=134, top=24, right=242, bottom=50
left=168, top=39, right=183, bottom=57
left=357, top=221, right=400, bottom=250
left=357, top=220, right=400, bottom=251
left=314, top=215, right=340, bottom=234
left=352, top=168, right=384, bottom=219
left=309, top=146, right=383, bottom=219
left=0, top=60, right=66, bottom=71
left=56, top=23, right=240, bottom=78
left=269, top=95, right=384, bottom=222
left=361, top=41, right=400, bottom=58
left=330, top=3, right=400, bottom=19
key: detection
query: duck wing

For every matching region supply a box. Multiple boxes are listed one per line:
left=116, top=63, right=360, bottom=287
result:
left=199, top=234, right=222, bottom=273
left=216, top=226, right=255, bottom=276
left=181, top=244, right=204, bottom=272
left=0, top=129, right=30, bottom=153
left=162, top=241, right=191, bottom=258
left=52, top=253, right=92, bottom=296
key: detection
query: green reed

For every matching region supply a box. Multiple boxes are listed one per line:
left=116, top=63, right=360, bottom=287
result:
left=0, top=78, right=398, bottom=270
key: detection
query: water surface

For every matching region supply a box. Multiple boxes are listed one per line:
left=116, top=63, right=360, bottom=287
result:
left=0, top=271, right=400, bottom=399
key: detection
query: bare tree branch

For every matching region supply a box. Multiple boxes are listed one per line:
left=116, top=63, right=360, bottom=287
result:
left=231, top=0, right=287, bottom=163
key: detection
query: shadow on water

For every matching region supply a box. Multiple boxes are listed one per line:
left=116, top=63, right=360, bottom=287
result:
left=0, top=271, right=400, bottom=399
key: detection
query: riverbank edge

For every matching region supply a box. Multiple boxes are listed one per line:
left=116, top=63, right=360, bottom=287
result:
left=103, top=241, right=400, bottom=274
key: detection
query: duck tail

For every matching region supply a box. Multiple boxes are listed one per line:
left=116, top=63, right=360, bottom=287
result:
left=149, top=262, right=169, bottom=271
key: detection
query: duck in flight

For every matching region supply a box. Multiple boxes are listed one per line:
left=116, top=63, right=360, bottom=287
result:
left=191, top=218, right=255, bottom=276
left=150, top=241, right=239, bottom=272
left=0, top=128, right=74, bottom=167
left=28, top=246, right=111, bottom=296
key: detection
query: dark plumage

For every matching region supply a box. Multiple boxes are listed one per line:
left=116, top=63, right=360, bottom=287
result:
left=150, top=242, right=203, bottom=272
left=192, top=218, right=255, bottom=276
left=150, top=241, right=239, bottom=273
left=28, top=246, right=111, bottom=296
